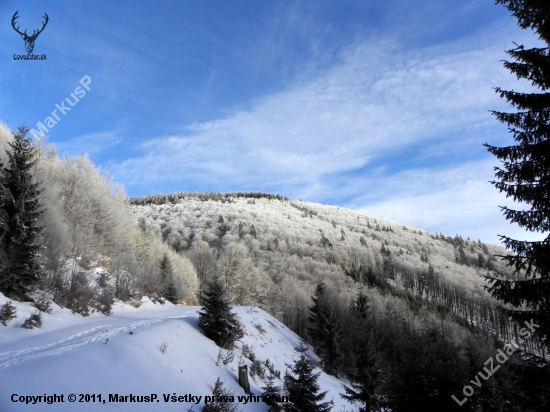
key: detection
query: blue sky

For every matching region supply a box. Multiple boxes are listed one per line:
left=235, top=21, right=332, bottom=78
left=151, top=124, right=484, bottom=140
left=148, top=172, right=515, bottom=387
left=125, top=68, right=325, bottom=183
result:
left=0, top=0, right=545, bottom=245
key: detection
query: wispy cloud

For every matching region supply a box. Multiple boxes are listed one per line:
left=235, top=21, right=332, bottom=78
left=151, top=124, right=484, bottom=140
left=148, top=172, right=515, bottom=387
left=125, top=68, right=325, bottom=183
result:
left=58, top=131, right=123, bottom=156
left=111, top=21, right=539, bottom=244
left=348, top=160, right=542, bottom=245
left=118, top=46, right=492, bottom=174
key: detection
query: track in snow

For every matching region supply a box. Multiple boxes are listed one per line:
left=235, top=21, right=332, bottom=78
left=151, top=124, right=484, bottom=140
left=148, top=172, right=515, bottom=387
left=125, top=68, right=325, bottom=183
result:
left=0, top=310, right=198, bottom=369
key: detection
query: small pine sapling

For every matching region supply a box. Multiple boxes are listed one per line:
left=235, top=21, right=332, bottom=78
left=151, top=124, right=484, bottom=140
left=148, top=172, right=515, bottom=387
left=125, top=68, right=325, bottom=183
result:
left=21, top=311, right=42, bottom=329
left=202, top=377, right=239, bottom=412
left=284, top=341, right=333, bottom=412
left=0, top=301, right=17, bottom=326
left=250, top=359, right=266, bottom=380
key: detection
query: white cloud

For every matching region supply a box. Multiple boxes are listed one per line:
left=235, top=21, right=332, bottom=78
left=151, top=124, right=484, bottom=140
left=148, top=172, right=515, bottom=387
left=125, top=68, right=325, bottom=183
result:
left=111, top=20, right=543, bottom=244
left=349, top=160, right=544, bottom=245
left=116, top=39, right=505, bottom=177
left=59, top=131, right=123, bottom=156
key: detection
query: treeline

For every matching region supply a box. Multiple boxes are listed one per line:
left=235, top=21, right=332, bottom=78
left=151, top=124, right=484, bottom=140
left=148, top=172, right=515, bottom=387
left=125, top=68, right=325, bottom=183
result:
left=434, top=233, right=499, bottom=270
left=0, top=124, right=198, bottom=317
left=130, top=191, right=289, bottom=206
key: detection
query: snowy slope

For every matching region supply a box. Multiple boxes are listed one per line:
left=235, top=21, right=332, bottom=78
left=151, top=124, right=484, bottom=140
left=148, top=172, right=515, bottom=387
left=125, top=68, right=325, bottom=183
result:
left=132, top=195, right=515, bottom=298
left=0, top=294, right=352, bottom=412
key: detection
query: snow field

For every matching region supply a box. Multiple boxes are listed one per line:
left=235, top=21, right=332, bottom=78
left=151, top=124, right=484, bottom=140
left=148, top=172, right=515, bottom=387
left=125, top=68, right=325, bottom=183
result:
left=0, top=295, right=353, bottom=412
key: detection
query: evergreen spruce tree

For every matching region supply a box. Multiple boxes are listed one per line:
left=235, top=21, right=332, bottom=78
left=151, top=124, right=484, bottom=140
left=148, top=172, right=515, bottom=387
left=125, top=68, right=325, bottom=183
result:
left=159, top=253, right=177, bottom=303
left=203, top=377, right=239, bottom=412
left=284, top=341, right=333, bottom=412
left=484, top=0, right=550, bottom=350
left=385, top=324, right=468, bottom=411
left=308, top=283, right=342, bottom=376
left=198, top=276, right=243, bottom=347
left=308, top=283, right=328, bottom=346
left=0, top=126, right=43, bottom=299
left=352, top=289, right=369, bottom=320
left=340, top=331, right=382, bottom=412
left=319, top=309, right=343, bottom=376
left=262, top=371, right=283, bottom=412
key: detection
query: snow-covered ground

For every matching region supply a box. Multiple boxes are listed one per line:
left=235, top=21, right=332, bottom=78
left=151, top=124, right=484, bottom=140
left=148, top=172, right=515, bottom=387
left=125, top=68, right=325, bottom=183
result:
left=0, top=294, right=352, bottom=412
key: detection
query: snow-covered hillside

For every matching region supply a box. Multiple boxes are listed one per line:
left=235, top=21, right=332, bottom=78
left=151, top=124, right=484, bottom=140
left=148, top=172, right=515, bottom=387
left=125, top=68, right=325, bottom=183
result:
left=132, top=194, right=514, bottom=297
left=0, top=293, right=351, bottom=412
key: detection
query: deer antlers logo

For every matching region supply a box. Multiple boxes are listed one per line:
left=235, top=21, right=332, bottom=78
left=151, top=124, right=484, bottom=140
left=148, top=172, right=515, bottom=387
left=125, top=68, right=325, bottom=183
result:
left=11, top=11, right=49, bottom=54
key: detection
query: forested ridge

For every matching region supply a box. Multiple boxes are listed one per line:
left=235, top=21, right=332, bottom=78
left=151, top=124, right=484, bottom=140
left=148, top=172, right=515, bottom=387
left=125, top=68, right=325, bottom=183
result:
left=131, top=192, right=550, bottom=410
left=129, top=193, right=542, bottom=346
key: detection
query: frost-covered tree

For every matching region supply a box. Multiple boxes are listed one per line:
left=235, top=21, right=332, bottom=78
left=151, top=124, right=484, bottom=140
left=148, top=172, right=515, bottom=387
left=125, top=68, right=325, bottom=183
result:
left=136, top=217, right=151, bottom=264
left=45, top=155, right=135, bottom=258
left=139, top=236, right=198, bottom=301
left=190, top=241, right=217, bottom=281
left=187, top=240, right=217, bottom=289
left=218, top=242, right=251, bottom=302
left=0, top=126, right=43, bottom=299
